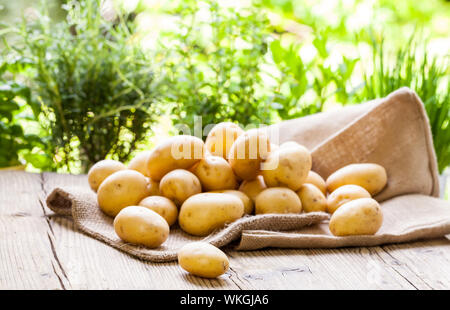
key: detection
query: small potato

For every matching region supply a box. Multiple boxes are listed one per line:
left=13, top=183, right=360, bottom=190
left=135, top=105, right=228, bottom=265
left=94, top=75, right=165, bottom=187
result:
left=296, top=183, right=327, bottom=213
left=192, top=155, right=237, bottom=191
left=88, top=159, right=126, bottom=192
left=262, top=143, right=312, bottom=191
left=228, top=129, right=271, bottom=180
left=146, top=177, right=160, bottom=196
left=114, top=206, right=169, bottom=248
left=326, top=163, right=387, bottom=195
left=97, top=170, right=150, bottom=217
left=159, top=169, right=202, bottom=206
left=147, top=135, right=204, bottom=181
left=205, top=122, right=244, bottom=159
left=128, top=151, right=151, bottom=177
left=179, top=193, right=244, bottom=236
left=255, top=187, right=302, bottom=215
left=305, top=171, right=326, bottom=195
left=211, top=190, right=254, bottom=215
left=239, top=175, right=267, bottom=202
left=327, top=184, right=371, bottom=214
left=329, top=198, right=383, bottom=236
left=138, top=196, right=178, bottom=226
left=178, top=242, right=229, bottom=278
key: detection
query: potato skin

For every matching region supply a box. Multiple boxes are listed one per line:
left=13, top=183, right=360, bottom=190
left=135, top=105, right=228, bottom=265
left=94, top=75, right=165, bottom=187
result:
left=114, top=206, right=169, bottom=248
left=128, top=151, right=152, bottom=177
left=192, top=155, right=237, bottom=191
left=255, top=187, right=302, bottom=215
left=178, top=242, right=229, bottom=278
left=205, top=122, right=244, bottom=159
left=296, top=183, right=327, bottom=213
left=327, top=184, right=371, bottom=214
left=88, top=159, right=126, bottom=192
left=138, top=196, right=178, bottom=226
left=210, top=190, right=254, bottom=215
left=239, top=175, right=267, bottom=202
left=329, top=198, right=383, bottom=236
left=326, top=163, right=387, bottom=195
left=159, top=169, right=202, bottom=206
left=147, top=135, right=204, bottom=181
left=305, top=171, right=327, bottom=195
left=262, top=144, right=312, bottom=191
left=97, top=170, right=150, bottom=217
left=179, top=193, right=244, bottom=236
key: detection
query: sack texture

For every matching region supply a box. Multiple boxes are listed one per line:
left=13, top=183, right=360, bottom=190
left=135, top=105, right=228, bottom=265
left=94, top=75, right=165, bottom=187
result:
left=46, top=88, right=450, bottom=262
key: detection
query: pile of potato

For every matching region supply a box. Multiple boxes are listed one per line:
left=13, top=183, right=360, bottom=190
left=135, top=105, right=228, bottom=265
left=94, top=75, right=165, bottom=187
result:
left=87, top=122, right=387, bottom=278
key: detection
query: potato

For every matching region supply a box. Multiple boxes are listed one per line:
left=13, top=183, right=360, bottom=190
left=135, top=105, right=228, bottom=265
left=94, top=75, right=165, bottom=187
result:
left=296, top=183, right=327, bottom=213
left=262, top=143, right=312, bottom=191
left=138, top=196, right=178, bottom=226
left=327, top=184, right=371, bottom=214
left=147, top=135, right=204, bottom=181
left=205, top=122, right=244, bottom=159
left=159, top=169, right=202, bottom=206
left=179, top=193, right=244, bottom=236
left=178, top=242, right=229, bottom=278
left=329, top=198, right=383, bottom=236
left=326, top=163, right=387, bottom=195
left=114, top=206, right=169, bottom=248
left=255, top=187, right=302, bottom=214
left=192, top=155, right=237, bottom=191
left=146, top=177, right=160, bottom=196
left=228, top=129, right=271, bottom=180
left=239, top=175, right=267, bottom=202
left=87, top=159, right=126, bottom=192
left=211, top=190, right=253, bottom=215
left=97, top=170, right=150, bottom=217
left=305, top=171, right=326, bottom=195
left=128, top=151, right=151, bottom=177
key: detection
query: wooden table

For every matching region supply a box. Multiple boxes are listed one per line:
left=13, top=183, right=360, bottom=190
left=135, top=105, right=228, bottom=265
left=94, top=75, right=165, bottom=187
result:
left=1, top=171, right=450, bottom=290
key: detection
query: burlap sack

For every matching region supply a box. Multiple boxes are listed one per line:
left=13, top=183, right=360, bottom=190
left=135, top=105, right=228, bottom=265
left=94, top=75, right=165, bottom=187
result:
left=46, top=87, right=450, bottom=262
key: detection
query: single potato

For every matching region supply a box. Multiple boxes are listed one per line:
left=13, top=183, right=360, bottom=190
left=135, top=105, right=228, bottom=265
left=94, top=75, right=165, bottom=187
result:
left=205, top=122, right=244, bottom=159
left=192, top=155, right=237, bottom=191
left=97, top=170, right=150, bottom=217
left=228, top=129, right=271, bottom=180
left=305, top=171, right=327, bottom=195
left=114, top=206, right=169, bottom=248
left=327, top=184, right=371, bottom=214
left=262, top=143, right=312, bottom=191
left=88, top=159, right=126, bottom=192
left=211, top=190, right=254, bottom=215
left=326, top=163, right=387, bottom=195
left=178, top=242, right=229, bottom=278
left=147, top=135, right=204, bottom=181
left=179, top=193, right=244, bottom=236
left=138, top=196, right=178, bottom=226
left=239, top=175, right=267, bottom=202
left=159, top=169, right=202, bottom=206
left=255, top=187, right=302, bottom=214
left=329, top=198, right=383, bottom=236
left=296, top=183, right=327, bottom=213
left=128, top=151, right=152, bottom=177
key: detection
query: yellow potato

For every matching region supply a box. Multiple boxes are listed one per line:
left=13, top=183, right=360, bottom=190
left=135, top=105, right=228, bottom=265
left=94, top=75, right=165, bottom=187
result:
left=305, top=171, right=327, bottom=195
left=192, top=155, right=237, bottom=191
left=327, top=184, right=371, bottom=214
left=296, top=183, right=327, bottom=213
left=326, top=163, right=387, bottom=195
left=329, top=198, right=383, bottom=236
left=138, top=196, right=178, bottom=226
left=127, top=151, right=151, bottom=177
left=262, top=143, right=312, bottom=191
left=147, top=135, right=204, bottom=181
left=97, top=170, right=150, bottom=217
left=146, top=177, right=160, bottom=196
left=211, top=190, right=254, bottom=215
left=205, top=122, right=244, bottom=159
left=178, top=242, right=229, bottom=278
left=87, top=159, right=126, bottom=192
left=159, top=169, right=202, bottom=206
left=228, top=129, right=271, bottom=180
left=255, top=187, right=302, bottom=214
left=239, top=175, right=267, bottom=202
left=114, top=206, right=169, bottom=248
left=179, top=193, right=244, bottom=236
